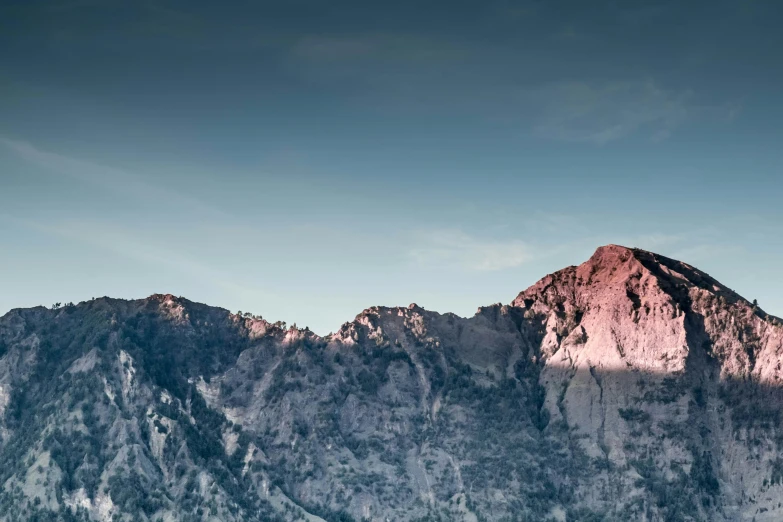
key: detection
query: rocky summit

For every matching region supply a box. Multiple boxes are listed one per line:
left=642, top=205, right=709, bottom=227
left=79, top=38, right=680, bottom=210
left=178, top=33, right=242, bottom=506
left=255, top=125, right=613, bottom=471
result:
left=1, top=245, right=783, bottom=522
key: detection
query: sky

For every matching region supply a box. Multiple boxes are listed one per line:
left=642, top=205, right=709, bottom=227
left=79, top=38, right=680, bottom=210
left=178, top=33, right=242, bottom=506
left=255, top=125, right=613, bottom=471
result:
left=1, top=0, right=782, bottom=334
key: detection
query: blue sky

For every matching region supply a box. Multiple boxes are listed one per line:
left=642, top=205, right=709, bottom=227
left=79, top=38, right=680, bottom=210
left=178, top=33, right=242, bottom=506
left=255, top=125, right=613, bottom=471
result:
left=1, top=0, right=782, bottom=333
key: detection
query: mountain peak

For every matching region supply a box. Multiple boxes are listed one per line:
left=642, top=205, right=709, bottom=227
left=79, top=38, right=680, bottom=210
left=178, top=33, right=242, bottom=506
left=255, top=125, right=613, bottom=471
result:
left=509, top=243, right=782, bottom=381
left=517, top=244, right=742, bottom=308
left=590, top=243, right=635, bottom=258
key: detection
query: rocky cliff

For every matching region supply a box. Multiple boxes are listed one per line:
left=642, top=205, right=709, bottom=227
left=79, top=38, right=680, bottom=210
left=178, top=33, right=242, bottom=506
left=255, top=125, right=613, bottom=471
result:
left=1, top=245, right=782, bottom=522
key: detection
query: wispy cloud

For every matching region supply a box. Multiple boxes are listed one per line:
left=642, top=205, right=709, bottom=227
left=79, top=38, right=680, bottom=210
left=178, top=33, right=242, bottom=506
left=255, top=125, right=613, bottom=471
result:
left=0, top=137, right=274, bottom=299
left=408, top=229, right=530, bottom=272
left=7, top=216, right=270, bottom=300
left=530, top=79, right=693, bottom=144
left=291, top=36, right=376, bottom=62
left=0, top=137, right=226, bottom=219
left=524, top=78, right=741, bottom=144
left=286, top=33, right=476, bottom=96
left=291, top=33, right=472, bottom=64
left=669, top=243, right=746, bottom=266
left=619, top=233, right=686, bottom=250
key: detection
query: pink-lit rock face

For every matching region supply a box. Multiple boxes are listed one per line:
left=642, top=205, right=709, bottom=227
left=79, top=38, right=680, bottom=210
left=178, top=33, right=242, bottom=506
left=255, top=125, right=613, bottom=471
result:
left=520, top=245, right=723, bottom=371
left=509, top=245, right=783, bottom=514
left=515, top=244, right=781, bottom=380
left=1, top=245, right=782, bottom=521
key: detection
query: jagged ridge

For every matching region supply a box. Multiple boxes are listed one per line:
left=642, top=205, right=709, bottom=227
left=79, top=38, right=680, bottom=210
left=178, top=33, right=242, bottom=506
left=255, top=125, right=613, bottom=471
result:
left=1, top=245, right=783, bottom=521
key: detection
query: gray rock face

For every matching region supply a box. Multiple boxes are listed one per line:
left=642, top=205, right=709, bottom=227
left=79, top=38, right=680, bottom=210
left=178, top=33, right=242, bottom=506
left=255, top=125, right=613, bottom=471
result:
left=0, top=245, right=782, bottom=521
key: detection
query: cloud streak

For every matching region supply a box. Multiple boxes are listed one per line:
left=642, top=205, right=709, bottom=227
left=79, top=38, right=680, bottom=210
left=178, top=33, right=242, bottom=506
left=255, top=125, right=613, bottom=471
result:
left=0, top=137, right=227, bottom=219
left=408, top=229, right=530, bottom=272
left=529, top=80, right=693, bottom=144
left=6, top=216, right=271, bottom=301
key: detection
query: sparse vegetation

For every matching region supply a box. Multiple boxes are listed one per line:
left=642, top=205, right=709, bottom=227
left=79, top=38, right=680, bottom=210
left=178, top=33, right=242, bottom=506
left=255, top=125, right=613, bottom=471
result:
left=1, top=247, right=783, bottom=521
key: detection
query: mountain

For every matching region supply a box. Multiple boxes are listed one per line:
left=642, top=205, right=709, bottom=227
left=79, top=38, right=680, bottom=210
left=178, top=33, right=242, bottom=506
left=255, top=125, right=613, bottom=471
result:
left=1, top=244, right=783, bottom=522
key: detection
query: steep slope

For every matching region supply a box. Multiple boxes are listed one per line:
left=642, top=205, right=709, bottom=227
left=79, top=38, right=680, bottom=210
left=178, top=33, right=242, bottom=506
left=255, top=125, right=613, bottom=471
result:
left=514, top=245, right=783, bottom=521
left=0, top=245, right=782, bottom=521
